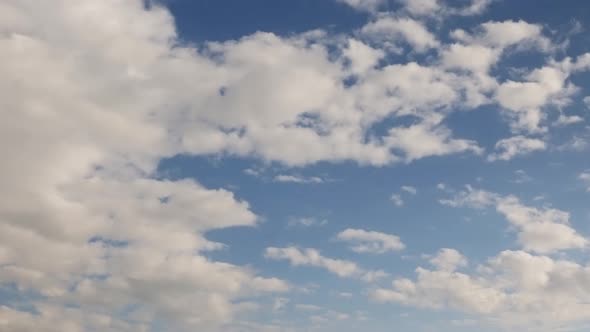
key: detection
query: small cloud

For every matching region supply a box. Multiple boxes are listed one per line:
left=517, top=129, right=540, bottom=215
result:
left=512, top=169, right=533, bottom=184
left=272, top=297, right=289, bottom=312
left=244, top=168, right=261, bottom=176
left=295, top=304, right=323, bottom=312
left=579, top=171, right=590, bottom=191
left=390, top=194, right=404, bottom=206
left=336, top=228, right=405, bottom=254
left=488, top=136, right=546, bottom=161
left=555, top=114, right=584, bottom=126
left=287, top=217, right=328, bottom=228
left=273, top=174, right=325, bottom=184
left=401, top=185, right=417, bottom=195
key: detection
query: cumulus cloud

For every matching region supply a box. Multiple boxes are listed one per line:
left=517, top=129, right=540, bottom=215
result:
left=441, top=187, right=587, bottom=253
left=3, top=0, right=590, bottom=330
left=273, top=174, right=325, bottom=184
left=287, top=217, right=329, bottom=228
left=336, top=228, right=405, bottom=254
left=264, top=247, right=387, bottom=281
left=372, top=249, right=590, bottom=330
left=487, top=136, right=547, bottom=161
left=336, top=0, right=384, bottom=12
left=361, top=16, right=440, bottom=52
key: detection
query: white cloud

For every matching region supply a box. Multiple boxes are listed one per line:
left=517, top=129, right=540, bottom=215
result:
left=336, top=0, right=384, bottom=11
left=441, top=187, right=587, bottom=253
left=398, top=0, right=493, bottom=17
left=391, top=194, right=404, bottom=206
left=336, top=228, right=405, bottom=254
left=287, top=217, right=328, bottom=228
left=273, top=174, right=325, bottom=184
left=372, top=249, right=590, bottom=330
left=487, top=136, right=546, bottom=161
left=343, top=39, right=385, bottom=74
left=265, top=247, right=361, bottom=278
left=361, top=16, right=440, bottom=52
left=428, top=248, right=468, bottom=272
left=452, top=20, right=549, bottom=50
left=401, top=185, right=418, bottom=195
left=398, top=0, right=440, bottom=16
left=264, top=247, right=387, bottom=281
left=3, top=0, right=590, bottom=330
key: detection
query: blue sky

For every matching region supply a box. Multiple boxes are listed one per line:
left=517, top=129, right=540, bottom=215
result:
left=2, top=0, right=590, bottom=331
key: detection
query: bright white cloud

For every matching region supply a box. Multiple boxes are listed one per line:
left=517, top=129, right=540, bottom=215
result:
left=287, top=217, right=328, bottom=227
left=336, top=228, right=405, bottom=254
left=391, top=194, right=404, bottom=206
left=361, top=16, right=440, bottom=52
left=441, top=187, right=587, bottom=253
left=401, top=185, right=418, bottom=195
left=264, top=247, right=387, bottom=281
left=488, top=136, right=547, bottom=161
left=428, top=248, right=468, bottom=272
left=336, top=0, right=384, bottom=11
left=372, top=249, right=590, bottom=330
left=273, top=174, right=325, bottom=184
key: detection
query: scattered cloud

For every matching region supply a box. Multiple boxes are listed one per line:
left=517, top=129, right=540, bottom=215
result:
left=441, top=186, right=587, bottom=253
left=488, top=136, right=546, bottom=161
left=336, top=228, right=405, bottom=254
left=264, top=247, right=387, bottom=281
left=287, top=217, right=329, bottom=228
left=273, top=174, right=325, bottom=184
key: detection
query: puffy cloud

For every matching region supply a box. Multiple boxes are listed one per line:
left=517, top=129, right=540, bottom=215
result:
left=487, top=136, right=546, bottom=161
left=401, top=185, right=418, bottom=195
left=391, top=194, right=405, bottom=207
left=397, top=0, right=493, bottom=17
left=428, top=248, right=468, bottom=272
left=343, top=39, right=385, bottom=75
left=441, top=187, right=587, bottom=253
left=361, top=16, right=440, bottom=52
left=373, top=249, right=590, bottom=330
left=451, top=20, right=550, bottom=50
left=265, top=247, right=361, bottom=278
left=398, top=0, right=440, bottom=16
left=273, top=174, right=325, bottom=184
left=336, top=0, right=384, bottom=11
left=264, top=247, right=387, bottom=281
left=287, top=217, right=329, bottom=228
left=336, top=228, right=405, bottom=254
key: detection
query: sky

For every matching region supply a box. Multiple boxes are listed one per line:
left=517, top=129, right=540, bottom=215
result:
left=2, top=0, right=590, bottom=331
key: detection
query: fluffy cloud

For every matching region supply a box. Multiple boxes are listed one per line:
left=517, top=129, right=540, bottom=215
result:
left=428, top=248, right=468, bottom=272
left=361, top=16, right=440, bottom=52
left=487, top=136, right=547, bottom=161
left=397, top=0, right=493, bottom=17
left=336, top=0, right=384, bottom=12
left=3, top=0, right=590, bottom=330
left=273, top=174, right=325, bottom=184
left=372, top=249, right=590, bottom=330
left=265, top=247, right=387, bottom=281
left=441, top=187, right=587, bottom=253
left=336, top=228, right=405, bottom=254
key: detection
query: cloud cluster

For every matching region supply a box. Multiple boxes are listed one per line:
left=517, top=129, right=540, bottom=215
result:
left=265, top=247, right=387, bottom=282
left=441, top=187, right=587, bottom=253
left=336, top=228, right=406, bottom=253
left=372, top=249, right=590, bottom=330
left=3, top=0, right=590, bottom=330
